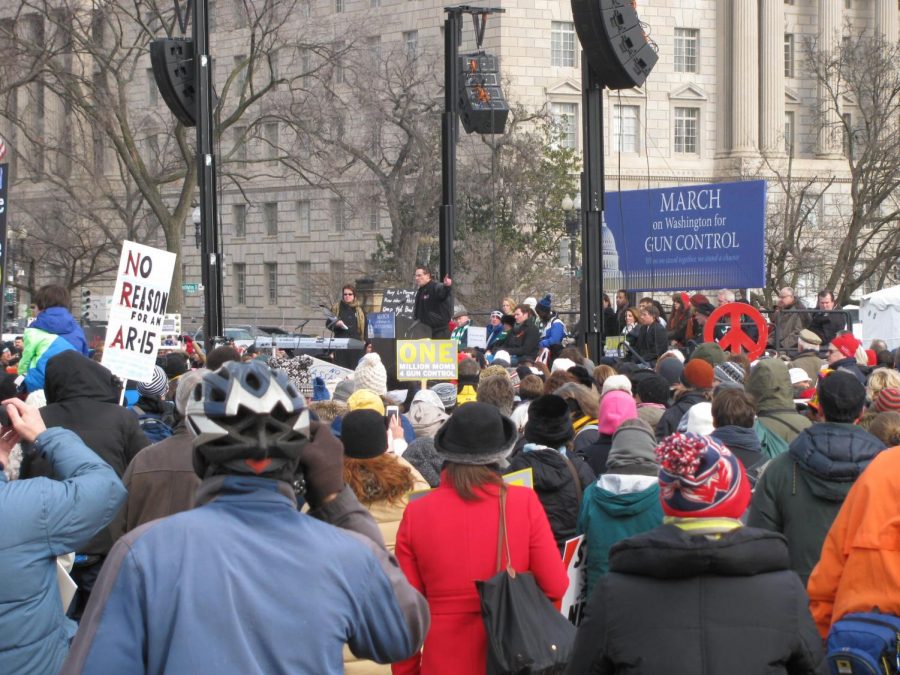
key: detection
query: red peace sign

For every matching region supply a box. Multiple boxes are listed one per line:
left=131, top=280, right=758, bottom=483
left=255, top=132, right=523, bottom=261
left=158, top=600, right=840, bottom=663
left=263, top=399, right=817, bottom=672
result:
left=703, top=302, right=769, bottom=360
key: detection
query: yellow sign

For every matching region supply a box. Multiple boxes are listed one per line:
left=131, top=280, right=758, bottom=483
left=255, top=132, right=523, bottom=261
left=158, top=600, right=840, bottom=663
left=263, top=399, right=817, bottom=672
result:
left=396, top=339, right=458, bottom=381
left=502, top=468, right=534, bottom=489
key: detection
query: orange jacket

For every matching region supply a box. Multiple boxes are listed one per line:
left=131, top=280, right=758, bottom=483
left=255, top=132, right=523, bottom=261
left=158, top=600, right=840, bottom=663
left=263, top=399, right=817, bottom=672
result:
left=807, top=445, right=900, bottom=638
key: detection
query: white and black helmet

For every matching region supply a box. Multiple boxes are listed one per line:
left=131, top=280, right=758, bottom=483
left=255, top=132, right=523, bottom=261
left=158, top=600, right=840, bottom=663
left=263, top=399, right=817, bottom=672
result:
left=187, top=360, right=310, bottom=480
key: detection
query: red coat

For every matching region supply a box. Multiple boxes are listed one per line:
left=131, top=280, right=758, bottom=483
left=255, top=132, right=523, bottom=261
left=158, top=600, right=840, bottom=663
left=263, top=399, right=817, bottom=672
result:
left=392, top=471, right=568, bottom=675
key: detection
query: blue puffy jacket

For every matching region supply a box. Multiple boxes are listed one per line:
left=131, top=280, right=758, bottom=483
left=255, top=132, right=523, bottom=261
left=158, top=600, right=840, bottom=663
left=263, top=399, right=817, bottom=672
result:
left=0, top=428, right=126, bottom=675
left=30, top=307, right=90, bottom=355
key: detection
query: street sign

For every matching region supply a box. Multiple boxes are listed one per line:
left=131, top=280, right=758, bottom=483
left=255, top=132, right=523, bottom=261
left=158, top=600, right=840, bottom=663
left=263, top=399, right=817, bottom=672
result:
left=182, top=282, right=199, bottom=293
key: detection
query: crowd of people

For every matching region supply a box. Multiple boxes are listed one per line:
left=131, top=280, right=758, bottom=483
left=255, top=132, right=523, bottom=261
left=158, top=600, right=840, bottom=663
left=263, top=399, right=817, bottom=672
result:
left=2, top=281, right=900, bottom=674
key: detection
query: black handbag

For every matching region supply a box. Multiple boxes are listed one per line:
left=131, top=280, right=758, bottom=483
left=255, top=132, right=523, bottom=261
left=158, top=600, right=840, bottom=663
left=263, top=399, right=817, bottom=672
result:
left=476, top=487, right=575, bottom=675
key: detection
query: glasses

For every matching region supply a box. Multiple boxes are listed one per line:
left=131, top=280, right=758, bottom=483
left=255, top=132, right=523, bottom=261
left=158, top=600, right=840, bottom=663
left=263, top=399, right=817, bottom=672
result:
left=343, top=292, right=354, bottom=297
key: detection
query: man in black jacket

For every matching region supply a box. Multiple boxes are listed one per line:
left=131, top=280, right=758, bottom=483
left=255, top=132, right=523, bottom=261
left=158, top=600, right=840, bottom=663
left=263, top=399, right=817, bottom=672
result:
left=36, top=351, right=149, bottom=617
left=626, top=305, right=668, bottom=365
left=808, top=289, right=845, bottom=346
left=566, top=433, right=826, bottom=674
left=504, top=305, right=541, bottom=364
left=413, top=266, right=453, bottom=339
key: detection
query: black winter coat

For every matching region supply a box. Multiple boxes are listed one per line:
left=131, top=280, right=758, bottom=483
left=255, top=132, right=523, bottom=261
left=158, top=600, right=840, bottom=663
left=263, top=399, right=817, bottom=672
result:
left=565, top=524, right=827, bottom=674
left=626, top=321, right=668, bottom=364
left=35, top=351, right=150, bottom=554
left=413, top=280, right=452, bottom=335
left=505, top=317, right=541, bottom=359
left=579, top=433, right=612, bottom=477
left=655, top=389, right=708, bottom=440
left=506, top=447, right=594, bottom=548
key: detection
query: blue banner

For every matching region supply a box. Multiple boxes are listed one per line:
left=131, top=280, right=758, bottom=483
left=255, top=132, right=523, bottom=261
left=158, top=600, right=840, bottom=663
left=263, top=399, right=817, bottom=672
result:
left=603, top=180, right=766, bottom=292
left=367, top=312, right=396, bottom=339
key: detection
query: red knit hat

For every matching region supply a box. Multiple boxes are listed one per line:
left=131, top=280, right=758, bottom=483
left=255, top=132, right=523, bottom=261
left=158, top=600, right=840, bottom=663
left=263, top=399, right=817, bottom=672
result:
left=831, top=333, right=861, bottom=359
left=873, top=387, right=900, bottom=413
left=865, top=349, right=878, bottom=367
left=690, top=293, right=710, bottom=308
left=681, top=359, right=714, bottom=389
left=656, top=433, right=751, bottom=519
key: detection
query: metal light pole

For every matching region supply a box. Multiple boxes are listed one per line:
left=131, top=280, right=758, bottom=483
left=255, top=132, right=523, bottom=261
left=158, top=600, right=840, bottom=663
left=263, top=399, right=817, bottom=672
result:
left=561, top=193, right=581, bottom=314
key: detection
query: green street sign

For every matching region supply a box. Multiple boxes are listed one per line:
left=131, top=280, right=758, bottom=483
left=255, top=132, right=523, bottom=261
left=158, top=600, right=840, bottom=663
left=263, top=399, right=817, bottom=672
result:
left=182, top=283, right=199, bottom=293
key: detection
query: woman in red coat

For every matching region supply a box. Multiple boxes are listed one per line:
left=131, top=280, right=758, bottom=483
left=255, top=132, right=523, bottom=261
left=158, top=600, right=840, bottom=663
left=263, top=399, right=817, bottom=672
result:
left=392, top=403, right=569, bottom=675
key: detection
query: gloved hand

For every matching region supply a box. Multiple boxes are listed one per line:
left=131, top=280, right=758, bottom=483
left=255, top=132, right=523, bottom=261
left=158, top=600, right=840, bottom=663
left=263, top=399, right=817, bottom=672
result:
left=298, top=420, right=344, bottom=506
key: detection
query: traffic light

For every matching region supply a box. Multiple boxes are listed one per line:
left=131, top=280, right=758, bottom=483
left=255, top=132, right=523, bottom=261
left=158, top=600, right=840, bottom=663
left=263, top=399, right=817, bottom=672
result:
left=81, top=289, right=91, bottom=324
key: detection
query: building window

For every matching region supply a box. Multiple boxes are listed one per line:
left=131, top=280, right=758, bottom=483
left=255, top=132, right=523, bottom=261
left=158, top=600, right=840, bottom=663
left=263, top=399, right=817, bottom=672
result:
left=266, top=263, right=278, bottom=304
left=784, top=34, right=794, bottom=78
left=296, top=200, right=310, bottom=235
left=612, top=104, right=639, bottom=153
left=366, top=36, right=381, bottom=61
left=842, top=111, right=859, bottom=158
left=263, top=122, right=278, bottom=162
left=233, top=125, right=247, bottom=161
left=335, top=0, right=344, bottom=12
left=297, top=262, right=311, bottom=306
left=674, top=107, right=699, bottom=154
left=334, top=42, right=345, bottom=84
left=801, top=194, right=821, bottom=228
left=332, top=199, right=345, bottom=231
left=330, top=260, right=345, bottom=288
left=551, top=22, right=576, bottom=67
left=370, top=0, right=379, bottom=7
left=147, top=68, right=158, bottom=106
left=299, top=48, right=311, bottom=83
left=234, top=54, right=247, bottom=91
left=234, top=263, right=246, bottom=305
left=369, top=205, right=380, bottom=230
left=403, top=30, right=418, bottom=61
left=264, top=202, right=278, bottom=236
left=784, top=111, right=795, bottom=153
left=674, top=28, right=699, bottom=73
left=233, top=204, right=247, bottom=237
left=552, top=102, right=578, bottom=149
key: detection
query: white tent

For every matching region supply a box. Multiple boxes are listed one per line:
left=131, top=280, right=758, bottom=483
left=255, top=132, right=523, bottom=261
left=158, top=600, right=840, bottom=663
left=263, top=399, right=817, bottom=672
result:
left=860, top=285, right=900, bottom=350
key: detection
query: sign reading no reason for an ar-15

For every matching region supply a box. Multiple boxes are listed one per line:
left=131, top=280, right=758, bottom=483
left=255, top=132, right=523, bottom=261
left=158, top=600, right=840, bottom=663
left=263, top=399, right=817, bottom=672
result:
left=102, top=241, right=176, bottom=383
left=396, top=340, right=457, bottom=381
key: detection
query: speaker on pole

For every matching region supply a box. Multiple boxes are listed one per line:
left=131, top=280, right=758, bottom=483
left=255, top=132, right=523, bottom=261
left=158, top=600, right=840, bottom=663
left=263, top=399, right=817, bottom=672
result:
left=571, top=0, right=658, bottom=90
left=150, top=38, right=197, bottom=127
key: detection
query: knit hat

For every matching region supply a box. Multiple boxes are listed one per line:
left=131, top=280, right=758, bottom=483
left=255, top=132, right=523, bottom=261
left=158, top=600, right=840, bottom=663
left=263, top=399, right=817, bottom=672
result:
left=657, top=357, right=684, bottom=386
left=606, top=419, right=659, bottom=475
left=354, top=352, right=388, bottom=395
left=551, top=358, right=577, bottom=374
left=403, top=437, right=442, bottom=487
left=691, top=342, right=726, bottom=366
left=656, top=433, right=751, bottom=519
left=312, top=376, right=330, bottom=401
left=138, top=366, right=169, bottom=399
left=490, top=310, right=503, bottom=320
left=689, top=293, right=710, bottom=308
left=831, top=333, right=862, bottom=359
left=340, top=409, right=388, bottom=459
left=873, top=387, right=900, bottom=413
left=789, top=367, right=812, bottom=386
left=714, top=362, right=745, bottom=385
left=680, top=402, right=714, bottom=436
left=492, top=350, right=512, bottom=367
left=347, top=389, right=385, bottom=414
left=333, top=378, right=356, bottom=403
left=537, top=294, right=552, bottom=311
left=413, top=388, right=445, bottom=411
left=523, top=395, right=575, bottom=447
left=601, top=374, right=633, bottom=397
left=432, top=382, right=458, bottom=410
left=798, top=329, right=822, bottom=347
left=434, top=402, right=517, bottom=466
left=523, top=297, right=538, bottom=310
left=598, top=390, right=638, bottom=435
left=682, top=359, right=714, bottom=389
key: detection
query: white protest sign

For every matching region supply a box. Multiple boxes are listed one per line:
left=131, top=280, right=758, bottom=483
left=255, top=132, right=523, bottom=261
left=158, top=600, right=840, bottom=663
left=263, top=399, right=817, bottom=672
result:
left=467, top=326, right=487, bottom=349
left=560, top=535, right=588, bottom=626
left=102, top=241, right=176, bottom=383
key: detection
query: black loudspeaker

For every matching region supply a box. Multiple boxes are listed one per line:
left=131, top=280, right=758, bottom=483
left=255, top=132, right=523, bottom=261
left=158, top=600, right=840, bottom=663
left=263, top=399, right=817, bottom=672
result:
left=458, top=52, right=509, bottom=135
left=150, top=38, right=197, bottom=127
left=571, top=0, right=658, bottom=90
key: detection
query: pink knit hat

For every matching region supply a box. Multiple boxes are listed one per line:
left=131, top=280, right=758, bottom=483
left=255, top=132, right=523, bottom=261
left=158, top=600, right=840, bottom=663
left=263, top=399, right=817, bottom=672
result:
left=598, top=390, right=638, bottom=435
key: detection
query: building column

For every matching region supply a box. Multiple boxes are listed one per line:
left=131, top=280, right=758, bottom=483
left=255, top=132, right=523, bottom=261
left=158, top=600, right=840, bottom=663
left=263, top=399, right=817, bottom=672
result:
left=759, top=0, right=785, bottom=155
left=731, top=0, right=759, bottom=156
left=874, top=0, right=898, bottom=42
left=715, top=0, right=731, bottom=155
left=816, top=0, right=842, bottom=157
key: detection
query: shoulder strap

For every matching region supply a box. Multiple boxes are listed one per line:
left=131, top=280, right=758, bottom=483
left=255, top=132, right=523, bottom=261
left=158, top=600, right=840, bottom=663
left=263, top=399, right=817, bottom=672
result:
left=495, top=486, right=514, bottom=575
left=758, top=409, right=805, bottom=434
left=561, top=455, right=583, bottom=506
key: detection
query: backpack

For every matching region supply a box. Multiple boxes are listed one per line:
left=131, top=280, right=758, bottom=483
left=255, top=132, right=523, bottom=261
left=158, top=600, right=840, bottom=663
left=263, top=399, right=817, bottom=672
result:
left=754, top=419, right=790, bottom=460
left=136, top=413, right=174, bottom=443
left=826, top=612, right=900, bottom=674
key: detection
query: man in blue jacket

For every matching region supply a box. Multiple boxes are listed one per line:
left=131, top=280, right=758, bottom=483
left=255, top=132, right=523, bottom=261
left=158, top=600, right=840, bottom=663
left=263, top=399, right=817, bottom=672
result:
left=62, top=361, right=429, bottom=674
left=0, top=398, right=127, bottom=675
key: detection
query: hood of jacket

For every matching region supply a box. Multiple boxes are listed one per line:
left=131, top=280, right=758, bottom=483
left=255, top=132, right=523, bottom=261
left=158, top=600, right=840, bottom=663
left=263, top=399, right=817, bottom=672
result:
left=508, top=447, right=572, bottom=492
left=407, top=402, right=449, bottom=438
left=789, top=423, right=885, bottom=484
left=44, top=350, right=120, bottom=404
left=31, top=307, right=82, bottom=338
left=591, top=476, right=660, bottom=518
left=745, top=359, right=795, bottom=411
left=710, top=425, right=761, bottom=454
left=610, top=524, right=790, bottom=579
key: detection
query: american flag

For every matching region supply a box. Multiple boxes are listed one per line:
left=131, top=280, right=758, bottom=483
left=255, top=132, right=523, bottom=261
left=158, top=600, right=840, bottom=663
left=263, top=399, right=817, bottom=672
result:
left=0, top=135, right=6, bottom=162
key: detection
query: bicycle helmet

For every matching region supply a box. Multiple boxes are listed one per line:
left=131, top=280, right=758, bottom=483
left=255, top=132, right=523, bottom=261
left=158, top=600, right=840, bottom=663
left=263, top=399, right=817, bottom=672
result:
left=187, top=360, right=310, bottom=482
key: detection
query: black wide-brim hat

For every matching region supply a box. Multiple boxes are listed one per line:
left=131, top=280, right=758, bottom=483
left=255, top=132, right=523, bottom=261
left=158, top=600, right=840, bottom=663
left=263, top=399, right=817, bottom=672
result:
left=434, top=402, right=518, bottom=466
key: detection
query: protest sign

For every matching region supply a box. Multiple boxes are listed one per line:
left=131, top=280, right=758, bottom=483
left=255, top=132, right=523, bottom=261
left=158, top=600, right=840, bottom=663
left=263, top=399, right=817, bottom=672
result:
left=102, top=241, right=176, bottom=383
left=381, top=288, right=416, bottom=318
left=560, top=535, right=588, bottom=625
left=396, top=340, right=457, bottom=381
left=367, top=312, right=396, bottom=339
left=467, top=326, right=487, bottom=349
left=502, top=467, right=534, bottom=489
left=604, top=180, right=766, bottom=291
